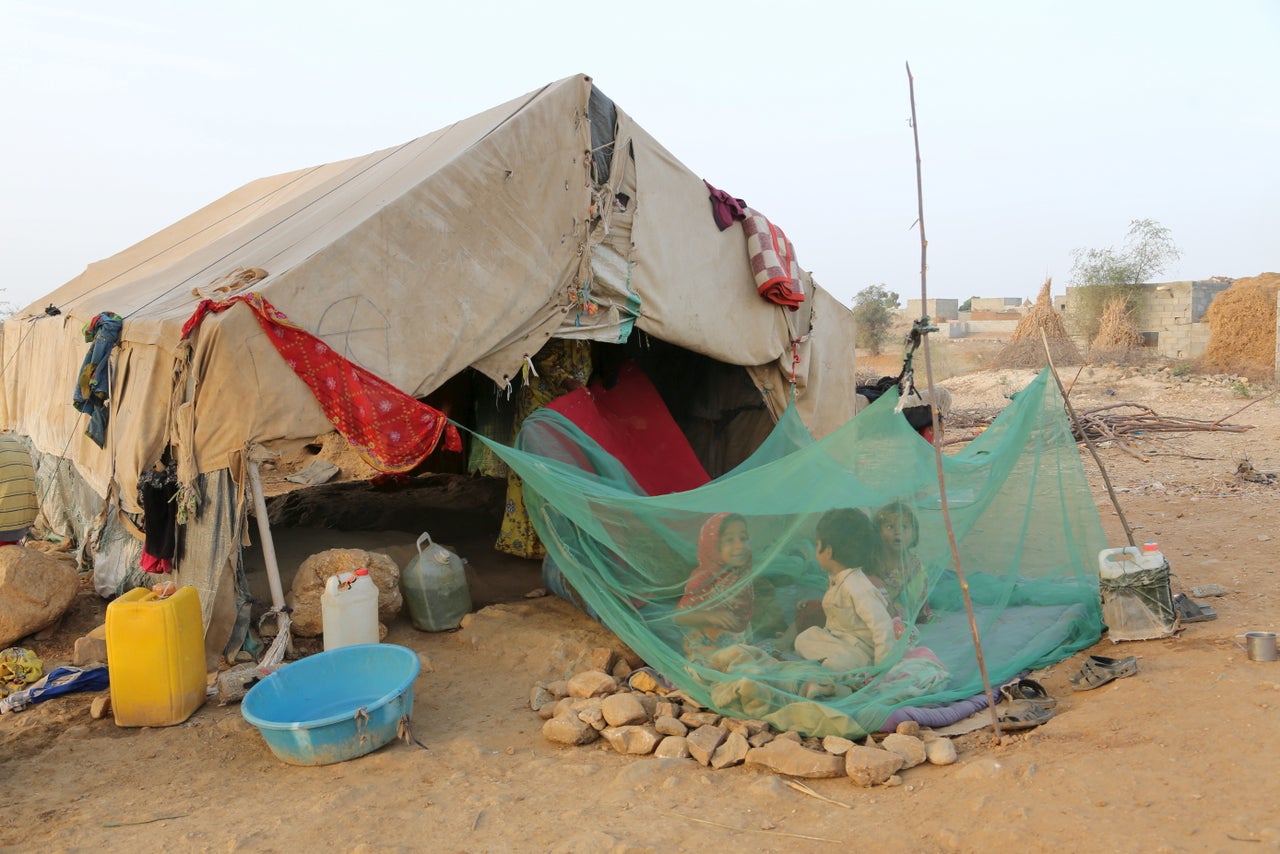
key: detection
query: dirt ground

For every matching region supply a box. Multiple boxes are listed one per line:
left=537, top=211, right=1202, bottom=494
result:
left=3, top=357, right=1280, bottom=853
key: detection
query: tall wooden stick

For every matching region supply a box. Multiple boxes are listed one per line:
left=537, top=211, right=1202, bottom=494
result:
left=905, top=63, right=1002, bottom=737
left=1038, top=330, right=1136, bottom=547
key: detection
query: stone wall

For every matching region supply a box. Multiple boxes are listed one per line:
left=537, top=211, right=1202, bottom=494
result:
left=1131, top=280, right=1231, bottom=360
left=970, top=297, right=1024, bottom=312
left=1062, top=280, right=1231, bottom=361
left=905, top=298, right=959, bottom=321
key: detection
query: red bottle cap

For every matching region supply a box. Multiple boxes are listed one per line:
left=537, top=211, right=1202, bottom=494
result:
left=355, top=567, right=370, bottom=576
left=1140, top=542, right=1159, bottom=552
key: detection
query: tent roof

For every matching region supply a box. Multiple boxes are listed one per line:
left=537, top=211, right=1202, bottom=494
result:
left=3, top=73, right=857, bottom=507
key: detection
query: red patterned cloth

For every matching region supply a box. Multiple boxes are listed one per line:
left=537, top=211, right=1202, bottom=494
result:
left=741, top=207, right=805, bottom=311
left=182, top=293, right=461, bottom=472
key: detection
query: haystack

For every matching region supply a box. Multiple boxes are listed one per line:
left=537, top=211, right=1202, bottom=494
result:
left=995, top=278, right=1082, bottom=368
left=1202, top=273, right=1280, bottom=379
left=1089, top=296, right=1145, bottom=364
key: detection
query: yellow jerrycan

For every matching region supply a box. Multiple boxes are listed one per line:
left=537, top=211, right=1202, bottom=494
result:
left=105, top=586, right=207, bottom=727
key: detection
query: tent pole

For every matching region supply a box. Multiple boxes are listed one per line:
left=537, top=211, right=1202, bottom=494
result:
left=247, top=444, right=292, bottom=665
left=906, top=62, right=1002, bottom=738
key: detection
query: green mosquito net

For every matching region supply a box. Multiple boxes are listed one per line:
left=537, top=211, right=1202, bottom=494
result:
left=478, top=367, right=1105, bottom=738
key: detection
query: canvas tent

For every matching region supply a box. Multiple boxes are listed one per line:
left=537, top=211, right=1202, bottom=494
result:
left=0, top=74, right=858, bottom=655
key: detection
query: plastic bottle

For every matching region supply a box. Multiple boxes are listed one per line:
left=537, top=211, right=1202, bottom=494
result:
left=400, top=531, right=472, bottom=631
left=1137, top=542, right=1167, bottom=571
left=1098, top=542, right=1167, bottom=578
left=322, top=567, right=380, bottom=650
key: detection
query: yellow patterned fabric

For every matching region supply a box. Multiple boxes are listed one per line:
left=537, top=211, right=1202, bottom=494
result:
left=495, top=338, right=593, bottom=559
left=0, top=647, right=43, bottom=696
left=0, top=435, right=38, bottom=540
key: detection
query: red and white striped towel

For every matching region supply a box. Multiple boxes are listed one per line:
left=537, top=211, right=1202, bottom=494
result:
left=741, top=207, right=805, bottom=311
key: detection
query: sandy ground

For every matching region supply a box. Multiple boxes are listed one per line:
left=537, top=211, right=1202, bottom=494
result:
left=3, top=359, right=1280, bottom=853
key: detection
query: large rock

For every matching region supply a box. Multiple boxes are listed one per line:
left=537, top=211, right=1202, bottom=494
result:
left=0, top=546, right=78, bottom=647
left=845, top=745, right=905, bottom=787
left=286, top=548, right=401, bottom=637
left=744, top=739, right=845, bottom=778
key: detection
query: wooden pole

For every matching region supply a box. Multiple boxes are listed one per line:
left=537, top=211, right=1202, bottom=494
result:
left=905, top=63, right=1002, bottom=738
left=1038, top=329, right=1136, bottom=547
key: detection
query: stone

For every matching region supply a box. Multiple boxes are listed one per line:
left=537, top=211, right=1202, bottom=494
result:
left=73, top=635, right=108, bottom=667
left=881, top=733, right=927, bottom=769
left=925, top=737, right=959, bottom=766
left=567, top=670, right=618, bottom=699
left=633, top=693, right=659, bottom=720
left=529, top=684, right=554, bottom=712
left=775, top=730, right=802, bottom=744
left=654, top=715, right=688, bottom=737
left=573, top=698, right=606, bottom=731
left=686, top=725, right=728, bottom=766
left=845, top=745, right=904, bottom=787
left=1191, top=583, right=1230, bottom=598
left=744, top=739, right=845, bottom=778
left=611, top=659, right=633, bottom=682
left=586, top=647, right=616, bottom=673
left=895, top=720, right=921, bottom=736
left=724, top=718, right=769, bottom=738
left=601, top=693, right=649, bottom=727
left=546, top=680, right=569, bottom=699
left=283, top=548, right=402, bottom=637
left=601, top=725, right=662, bottom=756
left=0, top=547, right=79, bottom=647
left=669, top=691, right=704, bottom=711
left=747, top=730, right=774, bottom=748
left=711, top=732, right=750, bottom=769
left=822, top=735, right=855, bottom=756
left=89, top=694, right=112, bottom=720
left=654, top=736, right=691, bottom=759
left=552, top=697, right=575, bottom=718
left=542, top=714, right=600, bottom=746
left=536, top=703, right=557, bottom=721
left=655, top=700, right=682, bottom=720
left=680, top=710, right=721, bottom=728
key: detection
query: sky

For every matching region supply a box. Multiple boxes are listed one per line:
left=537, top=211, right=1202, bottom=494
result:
left=2, top=1, right=1277, bottom=313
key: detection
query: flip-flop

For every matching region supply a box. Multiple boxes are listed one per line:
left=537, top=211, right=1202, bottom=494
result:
left=1069, top=655, right=1138, bottom=691
left=996, top=699, right=1055, bottom=731
left=1000, top=677, right=1058, bottom=708
left=1173, top=592, right=1218, bottom=623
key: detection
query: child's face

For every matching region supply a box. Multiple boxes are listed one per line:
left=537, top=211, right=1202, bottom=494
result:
left=880, top=514, right=915, bottom=552
left=718, top=519, right=751, bottom=570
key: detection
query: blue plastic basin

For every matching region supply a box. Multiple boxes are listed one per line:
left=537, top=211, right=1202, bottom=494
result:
left=241, top=643, right=420, bottom=766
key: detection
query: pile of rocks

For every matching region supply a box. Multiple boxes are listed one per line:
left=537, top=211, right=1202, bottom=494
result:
left=533, top=665, right=959, bottom=787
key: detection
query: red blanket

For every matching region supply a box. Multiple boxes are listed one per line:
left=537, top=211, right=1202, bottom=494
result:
left=547, top=361, right=709, bottom=495
left=182, top=293, right=461, bottom=472
left=741, top=207, right=805, bottom=311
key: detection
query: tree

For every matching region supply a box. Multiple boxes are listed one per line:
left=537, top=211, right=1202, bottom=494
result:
left=852, top=285, right=900, bottom=356
left=958, top=296, right=974, bottom=312
left=1068, top=219, right=1181, bottom=343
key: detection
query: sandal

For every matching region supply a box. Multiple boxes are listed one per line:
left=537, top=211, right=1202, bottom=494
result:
left=1173, top=592, right=1217, bottom=623
left=1068, top=655, right=1138, bottom=691
left=996, top=699, right=1055, bottom=731
left=1000, top=677, right=1057, bottom=708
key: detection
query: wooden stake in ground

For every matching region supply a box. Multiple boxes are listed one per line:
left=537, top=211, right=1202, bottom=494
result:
left=1039, top=329, right=1136, bottom=547
left=905, top=62, right=1001, bottom=739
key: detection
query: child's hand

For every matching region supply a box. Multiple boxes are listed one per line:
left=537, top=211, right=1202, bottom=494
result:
left=892, top=616, right=905, bottom=639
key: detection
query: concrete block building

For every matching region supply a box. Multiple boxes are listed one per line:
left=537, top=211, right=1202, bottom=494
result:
left=1064, top=280, right=1232, bottom=360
